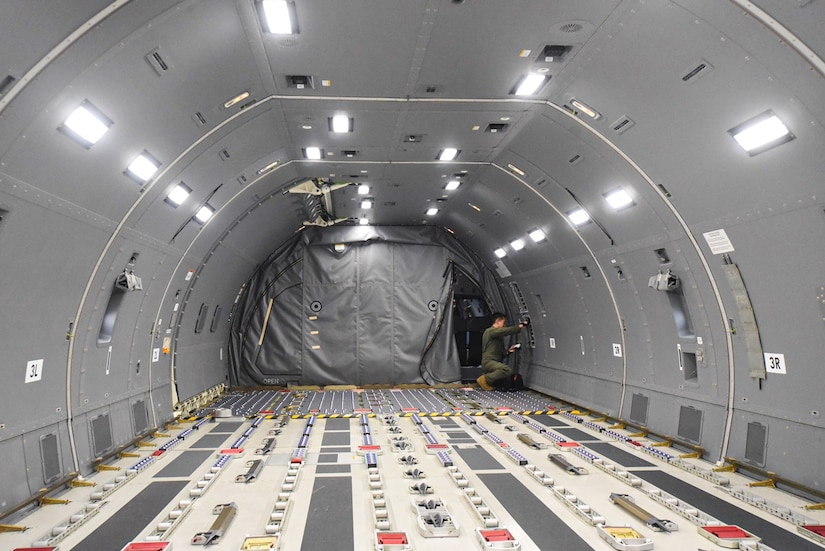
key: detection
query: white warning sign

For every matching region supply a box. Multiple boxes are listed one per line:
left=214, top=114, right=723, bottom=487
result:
left=25, top=359, right=43, bottom=383
left=764, top=353, right=786, bottom=374
left=703, top=229, right=735, bottom=255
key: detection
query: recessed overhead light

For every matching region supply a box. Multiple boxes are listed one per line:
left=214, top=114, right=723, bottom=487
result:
left=437, top=148, right=459, bottom=161
left=445, top=180, right=460, bottom=191
left=494, top=248, right=507, bottom=258
left=519, top=49, right=532, bottom=58
left=322, top=80, right=332, bottom=87
left=359, top=217, right=369, bottom=225
left=302, top=124, right=312, bottom=130
left=330, top=114, right=353, bottom=133
left=256, top=160, right=279, bottom=175
left=223, top=91, right=250, bottom=109
left=426, top=208, right=439, bottom=216
left=604, top=188, right=634, bottom=210
left=303, top=147, right=323, bottom=159
left=126, top=152, right=160, bottom=183
left=512, top=74, right=547, bottom=96
left=358, top=185, right=370, bottom=195
left=570, top=98, right=601, bottom=120
left=468, top=203, right=481, bottom=212
left=529, top=229, right=546, bottom=242
left=360, top=170, right=368, bottom=174
left=537, top=67, right=550, bottom=74
left=507, top=163, right=525, bottom=176
left=729, top=110, right=794, bottom=156
left=510, top=238, right=525, bottom=251
left=361, top=199, right=373, bottom=209
left=61, top=101, right=112, bottom=147
left=500, top=116, right=511, bottom=121
left=165, top=183, right=191, bottom=207
left=194, top=204, right=214, bottom=223
left=568, top=208, right=591, bottom=226
left=471, top=125, right=480, bottom=131
left=261, top=0, right=296, bottom=34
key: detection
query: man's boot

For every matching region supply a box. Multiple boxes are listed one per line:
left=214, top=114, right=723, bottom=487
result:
left=476, top=374, right=494, bottom=391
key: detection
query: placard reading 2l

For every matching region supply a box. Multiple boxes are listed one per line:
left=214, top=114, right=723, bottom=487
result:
left=764, top=353, right=786, bottom=374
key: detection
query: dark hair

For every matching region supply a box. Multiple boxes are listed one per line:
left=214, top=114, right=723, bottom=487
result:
left=491, top=312, right=506, bottom=322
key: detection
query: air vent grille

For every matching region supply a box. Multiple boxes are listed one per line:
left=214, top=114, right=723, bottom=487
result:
left=91, top=413, right=113, bottom=457
left=485, top=123, right=509, bottom=133
left=682, top=59, right=713, bottom=84
left=538, top=44, right=571, bottom=62
left=629, top=393, right=649, bottom=425
left=509, top=282, right=529, bottom=314
left=193, top=112, right=207, bottom=127
left=287, top=75, right=314, bottom=89
left=611, top=116, right=635, bottom=134
left=560, top=22, right=583, bottom=33
left=146, top=49, right=170, bottom=76
left=40, top=433, right=62, bottom=484
left=132, top=400, right=149, bottom=435
left=219, top=149, right=231, bottom=161
left=568, top=154, right=583, bottom=165
left=677, top=406, right=702, bottom=443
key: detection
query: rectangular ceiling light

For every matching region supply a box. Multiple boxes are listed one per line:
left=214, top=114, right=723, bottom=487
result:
left=361, top=199, right=373, bottom=209
left=507, top=163, right=525, bottom=176
left=166, top=183, right=191, bottom=206
left=126, top=152, right=160, bottom=183
left=194, top=204, right=214, bottom=223
left=729, top=110, right=794, bottom=156
left=445, top=180, right=460, bottom=191
left=426, top=207, right=439, bottom=216
left=61, top=101, right=112, bottom=147
left=570, top=98, right=601, bottom=120
left=438, top=148, right=459, bottom=161
left=303, top=147, right=323, bottom=159
left=358, top=184, right=370, bottom=195
left=604, top=188, right=634, bottom=210
left=494, top=248, right=507, bottom=258
left=567, top=207, right=591, bottom=226
left=510, top=238, right=525, bottom=251
left=261, top=0, right=296, bottom=34
left=223, top=91, right=250, bottom=109
left=330, top=115, right=353, bottom=133
left=529, top=229, right=546, bottom=242
left=359, top=217, right=369, bottom=225
left=512, top=74, right=547, bottom=96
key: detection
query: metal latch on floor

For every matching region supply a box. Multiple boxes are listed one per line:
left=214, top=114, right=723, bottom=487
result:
left=191, top=502, right=237, bottom=545
left=548, top=453, right=588, bottom=475
left=235, top=459, right=263, bottom=483
left=609, top=493, right=677, bottom=532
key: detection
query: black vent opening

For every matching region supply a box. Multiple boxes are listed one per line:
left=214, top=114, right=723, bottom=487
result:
left=287, top=75, right=314, bottom=89
left=146, top=49, right=170, bottom=75
left=0, top=74, right=16, bottom=95
left=538, top=44, right=571, bottom=63
left=682, top=60, right=713, bottom=84
left=485, top=123, right=509, bottom=133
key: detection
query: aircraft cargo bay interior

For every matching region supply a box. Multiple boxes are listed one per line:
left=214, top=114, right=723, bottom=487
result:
left=2, top=0, right=825, bottom=550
